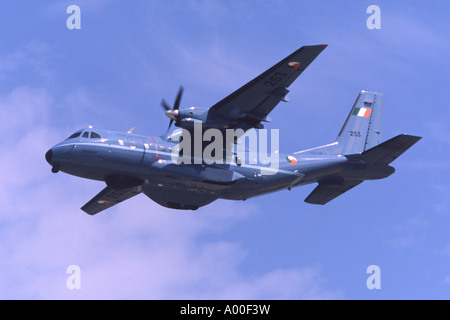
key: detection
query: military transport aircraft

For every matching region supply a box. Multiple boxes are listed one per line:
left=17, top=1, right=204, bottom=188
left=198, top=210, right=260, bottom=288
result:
left=45, top=44, right=421, bottom=215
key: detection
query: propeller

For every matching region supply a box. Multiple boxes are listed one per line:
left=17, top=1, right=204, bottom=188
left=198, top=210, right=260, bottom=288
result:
left=161, top=86, right=183, bottom=133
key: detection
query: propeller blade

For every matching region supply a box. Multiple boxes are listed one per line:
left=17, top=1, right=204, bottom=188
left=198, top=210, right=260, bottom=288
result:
left=173, top=86, right=184, bottom=111
left=161, top=99, right=171, bottom=111
left=162, top=86, right=184, bottom=135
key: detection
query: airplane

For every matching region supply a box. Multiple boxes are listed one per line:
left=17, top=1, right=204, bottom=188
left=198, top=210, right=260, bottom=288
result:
left=45, top=44, right=421, bottom=215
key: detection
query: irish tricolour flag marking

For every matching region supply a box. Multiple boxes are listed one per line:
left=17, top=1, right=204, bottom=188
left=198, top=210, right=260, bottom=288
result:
left=352, top=107, right=372, bottom=118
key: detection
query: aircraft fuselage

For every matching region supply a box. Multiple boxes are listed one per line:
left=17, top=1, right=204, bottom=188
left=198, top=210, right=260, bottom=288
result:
left=45, top=127, right=357, bottom=202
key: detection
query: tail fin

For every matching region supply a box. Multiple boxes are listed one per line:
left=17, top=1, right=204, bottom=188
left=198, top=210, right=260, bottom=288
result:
left=335, top=90, right=384, bottom=154
left=301, top=92, right=421, bottom=206
left=296, top=90, right=384, bottom=156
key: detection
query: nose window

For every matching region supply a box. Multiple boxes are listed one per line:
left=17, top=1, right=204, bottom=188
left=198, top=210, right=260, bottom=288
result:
left=66, top=131, right=82, bottom=140
left=82, top=132, right=89, bottom=138
left=90, top=132, right=101, bottom=139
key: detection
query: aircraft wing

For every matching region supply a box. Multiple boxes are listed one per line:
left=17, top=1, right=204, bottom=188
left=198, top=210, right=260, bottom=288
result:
left=208, top=44, right=327, bottom=131
left=81, top=186, right=142, bottom=215
left=304, top=180, right=363, bottom=205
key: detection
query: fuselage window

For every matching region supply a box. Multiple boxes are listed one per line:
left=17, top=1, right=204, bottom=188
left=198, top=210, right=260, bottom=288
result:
left=90, top=132, right=101, bottom=139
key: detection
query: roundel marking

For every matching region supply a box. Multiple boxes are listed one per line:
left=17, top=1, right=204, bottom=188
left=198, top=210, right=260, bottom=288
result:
left=286, top=155, right=297, bottom=165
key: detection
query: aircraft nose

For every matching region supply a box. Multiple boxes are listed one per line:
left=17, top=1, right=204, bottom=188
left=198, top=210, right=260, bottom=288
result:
left=45, top=148, right=60, bottom=173
left=45, top=149, right=53, bottom=165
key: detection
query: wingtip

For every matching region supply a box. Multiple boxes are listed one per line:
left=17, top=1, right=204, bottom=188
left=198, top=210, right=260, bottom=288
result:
left=301, top=44, right=327, bottom=49
left=399, top=133, right=423, bottom=141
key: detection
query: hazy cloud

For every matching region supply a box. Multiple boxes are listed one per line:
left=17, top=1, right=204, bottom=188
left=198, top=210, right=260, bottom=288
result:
left=0, top=86, right=340, bottom=299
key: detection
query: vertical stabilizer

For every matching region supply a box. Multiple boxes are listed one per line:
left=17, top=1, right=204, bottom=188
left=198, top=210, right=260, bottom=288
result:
left=335, top=90, right=383, bottom=154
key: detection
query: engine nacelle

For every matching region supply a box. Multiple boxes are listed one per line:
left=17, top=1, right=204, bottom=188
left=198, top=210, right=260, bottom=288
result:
left=175, top=107, right=209, bottom=124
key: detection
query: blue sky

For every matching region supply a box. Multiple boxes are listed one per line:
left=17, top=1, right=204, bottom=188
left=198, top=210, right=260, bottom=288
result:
left=0, top=0, right=449, bottom=299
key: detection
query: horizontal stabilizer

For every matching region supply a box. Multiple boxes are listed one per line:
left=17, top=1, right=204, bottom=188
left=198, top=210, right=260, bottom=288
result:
left=353, top=134, right=422, bottom=165
left=81, top=186, right=142, bottom=215
left=305, top=180, right=363, bottom=205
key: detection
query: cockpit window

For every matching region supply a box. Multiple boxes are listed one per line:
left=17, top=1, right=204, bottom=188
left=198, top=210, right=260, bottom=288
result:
left=90, top=132, right=101, bottom=139
left=66, top=131, right=82, bottom=140
left=82, top=132, right=89, bottom=138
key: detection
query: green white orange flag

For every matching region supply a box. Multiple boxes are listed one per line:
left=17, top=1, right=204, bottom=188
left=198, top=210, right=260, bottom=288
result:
left=352, top=107, right=372, bottom=118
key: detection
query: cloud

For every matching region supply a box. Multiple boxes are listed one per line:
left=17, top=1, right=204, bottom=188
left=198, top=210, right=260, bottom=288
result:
left=429, top=184, right=450, bottom=215
left=217, top=267, right=343, bottom=300
left=1, top=183, right=341, bottom=299
left=186, top=0, right=230, bottom=18
left=382, top=216, right=430, bottom=250
left=423, top=120, right=450, bottom=147
left=42, top=0, right=113, bottom=17
left=0, top=41, right=54, bottom=85
left=0, top=86, right=341, bottom=299
left=444, top=276, right=450, bottom=287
